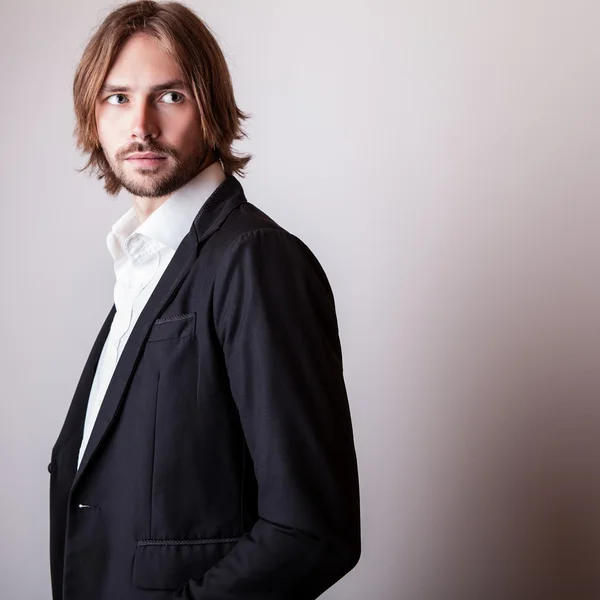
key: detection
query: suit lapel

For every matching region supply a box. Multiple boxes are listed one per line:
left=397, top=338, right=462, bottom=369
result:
left=70, top=175, right=246, bottom=492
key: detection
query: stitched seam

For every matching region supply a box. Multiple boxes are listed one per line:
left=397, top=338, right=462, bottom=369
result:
left=240, top=434, right=245, bottom=533
left=154, top=312, right=195, bottom=325
left=149, top=372, right=160, bottom=538
left=137, top=537, right=241, bottom=547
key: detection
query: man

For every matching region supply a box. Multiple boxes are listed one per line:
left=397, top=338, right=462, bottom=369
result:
left=49, top=2, right=361, bottom=599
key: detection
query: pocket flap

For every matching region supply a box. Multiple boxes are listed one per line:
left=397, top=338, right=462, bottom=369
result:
left=147, top=312, right=196, bottom=343
left=132, top=538, right=238, bottom=590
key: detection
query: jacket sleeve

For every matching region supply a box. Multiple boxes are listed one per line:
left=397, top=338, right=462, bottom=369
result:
left=172, top=227, right=361, bottom=599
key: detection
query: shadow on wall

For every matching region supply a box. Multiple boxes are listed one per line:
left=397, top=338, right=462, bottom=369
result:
left=381, top=204, right=600, bottom=600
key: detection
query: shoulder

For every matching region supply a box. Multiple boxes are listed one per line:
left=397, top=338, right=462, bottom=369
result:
left=206, top=202, right=331, bottom=301
left=213, top=201, right=316, bottom=268
left=219, top=200, right=285, bottom=240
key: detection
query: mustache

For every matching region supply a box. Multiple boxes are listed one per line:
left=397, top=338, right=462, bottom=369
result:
left=116, top=142, right=178, bottom=161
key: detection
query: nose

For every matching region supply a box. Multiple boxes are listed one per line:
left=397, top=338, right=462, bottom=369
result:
left=130, top=99, right=159, bottom=141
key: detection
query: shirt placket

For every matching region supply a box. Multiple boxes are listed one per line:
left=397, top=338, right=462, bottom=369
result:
left=114, top=241, right=161, bottom=361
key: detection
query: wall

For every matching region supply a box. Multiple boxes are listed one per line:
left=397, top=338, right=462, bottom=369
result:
left=1, top=1, right=599, bottom=598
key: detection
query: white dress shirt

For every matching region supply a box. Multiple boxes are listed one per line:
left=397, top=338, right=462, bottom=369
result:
left=77, top=161, right=226, bottom=468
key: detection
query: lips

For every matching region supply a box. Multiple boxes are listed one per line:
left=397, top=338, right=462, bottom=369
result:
left=125, top=153, right=167, bottom=168
left=126, top=153, right=166, bottom=160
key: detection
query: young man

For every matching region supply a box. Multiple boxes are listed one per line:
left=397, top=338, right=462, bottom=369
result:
left=48, top=2, right=360, bottom=599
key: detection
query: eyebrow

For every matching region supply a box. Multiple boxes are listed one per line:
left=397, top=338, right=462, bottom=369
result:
left=99, top=79, right=189, bottom=94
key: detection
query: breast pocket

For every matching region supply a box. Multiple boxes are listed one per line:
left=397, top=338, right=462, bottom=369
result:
left=147, top=312, right=196, bottom=343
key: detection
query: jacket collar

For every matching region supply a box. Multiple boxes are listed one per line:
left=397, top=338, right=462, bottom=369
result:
left=106, top=160, right=226, bottom=265
left=192, top=173, right=247, bottom=244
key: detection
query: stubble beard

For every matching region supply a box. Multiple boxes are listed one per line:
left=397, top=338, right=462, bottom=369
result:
left=109, top=143, right=208, bottom=198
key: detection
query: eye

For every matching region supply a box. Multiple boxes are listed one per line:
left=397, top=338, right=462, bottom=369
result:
left=161, top=91, right=184, bottom=104
left=107, top=94, right=128, bottom=105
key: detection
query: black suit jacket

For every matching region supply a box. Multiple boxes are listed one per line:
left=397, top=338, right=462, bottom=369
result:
left=49, top=175, right=361, bottom=600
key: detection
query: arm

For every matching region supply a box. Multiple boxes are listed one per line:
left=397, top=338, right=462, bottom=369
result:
left=174, top=228, right=361, bottom=599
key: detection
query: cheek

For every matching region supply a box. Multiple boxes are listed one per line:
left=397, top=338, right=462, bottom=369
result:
left=96, top=110, right=125, bottom=151
left=95, top=114, right=111, bottom=149
left=167, top=109, right=203, bottom=146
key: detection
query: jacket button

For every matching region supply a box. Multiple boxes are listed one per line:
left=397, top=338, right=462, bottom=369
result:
left=47, top=462, right=53, bottom=474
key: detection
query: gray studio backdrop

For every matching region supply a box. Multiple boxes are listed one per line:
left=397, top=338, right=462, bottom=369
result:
left=1, top=1, right=600, bottom=599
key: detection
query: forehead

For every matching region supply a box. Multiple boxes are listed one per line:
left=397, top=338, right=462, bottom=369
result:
left=103, top=33, right=184, bottom=88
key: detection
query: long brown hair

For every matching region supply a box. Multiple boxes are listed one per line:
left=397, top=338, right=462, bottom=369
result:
left=73, top=0, right=251, bottom=195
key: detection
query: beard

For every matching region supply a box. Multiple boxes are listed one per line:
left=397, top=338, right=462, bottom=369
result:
left=108, top=140, right=209, bottom=198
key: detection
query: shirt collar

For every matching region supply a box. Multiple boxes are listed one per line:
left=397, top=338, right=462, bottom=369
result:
left=106, top=160, right=226, bottom=265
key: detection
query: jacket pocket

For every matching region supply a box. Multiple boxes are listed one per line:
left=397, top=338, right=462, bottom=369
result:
left=147, top=312, right=196, bottom=343
left=132, top=537, right=240, bottom=590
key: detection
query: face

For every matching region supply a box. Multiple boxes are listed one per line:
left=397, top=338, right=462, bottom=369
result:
left=95, top=33, right=208, bottom=199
